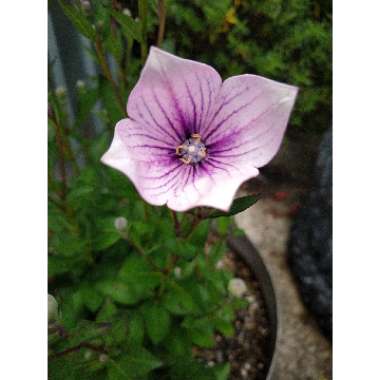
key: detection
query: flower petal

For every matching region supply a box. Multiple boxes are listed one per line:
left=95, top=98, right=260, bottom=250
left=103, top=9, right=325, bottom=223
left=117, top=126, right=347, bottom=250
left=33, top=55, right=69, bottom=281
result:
left=203, top=74, right=298, bottom=168
left=101, top=118, right=184, bottom=207
left=166, top=159, right=259, bottom=212
left=127, top=47, right=222, bottom=142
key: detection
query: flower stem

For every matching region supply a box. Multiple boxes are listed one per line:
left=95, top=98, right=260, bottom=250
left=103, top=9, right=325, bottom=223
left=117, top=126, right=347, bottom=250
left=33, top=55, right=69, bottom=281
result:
left=138, top=0, right=148, bottom=62
left=94, top=36, right=126, bottom=116
left=170, top=210, right=181, bottom=236
left=156, top=0, right=166, bottom=47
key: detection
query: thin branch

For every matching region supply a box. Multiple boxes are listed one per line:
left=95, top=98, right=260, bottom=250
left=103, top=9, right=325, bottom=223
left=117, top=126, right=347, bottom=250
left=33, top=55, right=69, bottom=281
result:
left=49, top=113, right=80, bottom=177
left=49, top=342, right=107, bottom=359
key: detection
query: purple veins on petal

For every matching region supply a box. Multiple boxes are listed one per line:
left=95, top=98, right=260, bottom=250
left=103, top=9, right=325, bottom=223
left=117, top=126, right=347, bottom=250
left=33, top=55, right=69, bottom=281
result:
left=204, top=159, right=231, bottom=176
left=206, top=156, right=241, bottom=172
left=209, top=121, right=276, bottom=155
left=195, top=72, right=205, bottom=130
left=203, top=91, right=264, bottom=141
left=177, top=164, right=193, bottom=194
left=184, top=80, right=198, bottom=134
left=142, top=164, right=183, bottom=191
left=153, top=54, right=191, bottom=137
left=210, top=128, right=280, bottom=160
left=126, top=132, right=174, bottom=148
left=201, top=85, right=250, bottom=136
left=141, top=162, right=183, bottom=180
left=127, top=144, right=172, bottom=151
left=135, top=101, right=179, bottom=144
left=206, top=98, right=285, bottom=148
left=151, top=92, right=185, bottom=141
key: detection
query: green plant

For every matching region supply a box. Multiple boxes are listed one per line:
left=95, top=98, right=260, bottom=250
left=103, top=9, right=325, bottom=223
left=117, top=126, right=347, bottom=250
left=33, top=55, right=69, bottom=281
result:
left=48, top=2, right=259, bottom=378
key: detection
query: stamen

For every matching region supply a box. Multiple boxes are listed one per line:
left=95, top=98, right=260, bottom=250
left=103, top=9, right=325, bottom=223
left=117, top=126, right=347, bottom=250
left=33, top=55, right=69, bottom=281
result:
left=175, top=134, right=207, bottom=165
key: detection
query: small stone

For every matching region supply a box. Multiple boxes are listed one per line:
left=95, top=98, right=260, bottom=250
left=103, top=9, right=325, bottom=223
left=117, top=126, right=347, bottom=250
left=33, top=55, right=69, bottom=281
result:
left=243, top=362, right=251, bottom=370
left=240, top=368, right=248, bottom=378
left=207, top=361, right=215, bottom=367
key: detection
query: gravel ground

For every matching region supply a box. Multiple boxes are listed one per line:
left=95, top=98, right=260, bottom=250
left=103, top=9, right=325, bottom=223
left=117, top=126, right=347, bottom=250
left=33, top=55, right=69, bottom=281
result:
left=235, top=194, right=332, bottom=380
left=196, top=249, right=271, bottom=379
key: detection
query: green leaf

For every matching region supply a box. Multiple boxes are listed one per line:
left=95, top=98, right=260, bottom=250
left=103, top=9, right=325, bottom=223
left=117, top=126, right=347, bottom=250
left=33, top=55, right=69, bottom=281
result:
left=49, top=354, right=106, bottom=380
left=143, top=304, right=171, bottom=344
left=213, top=363, right=230, bottom=380
left=169, top=357, right=215, bottom=380
left=126, top=312, right=144, bottom=347
left=118, top=255, right=161, bottom=291
left=163, top=282, right=199, bottom=315
left=97, top=280, right=140, bottom=305
left=214, top=318, right=234, bottom=337
left=111, top=10, right=142, bottom=42
left=189, top=327, right=215, bottom=348
left=80, top=285, right=103, bottom=312
left=207, top=194, right=260, bottom=218
left=48, top=255, right=80, bottom=277
left=93, top=218, right=121, bottom=251
left=107, top=318, right=128, bottom=345
left=58, top=0, right=96, bottom=41
left=166, top=328, right=192, bottom=358
left=108, top=348, right=162, bottom=378
left=96, top=299, right=118, bottom=322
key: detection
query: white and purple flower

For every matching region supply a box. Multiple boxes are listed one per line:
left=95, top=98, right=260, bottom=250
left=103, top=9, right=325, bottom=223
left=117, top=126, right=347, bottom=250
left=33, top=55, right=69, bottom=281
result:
left=101, top=47, right=298, bottom=211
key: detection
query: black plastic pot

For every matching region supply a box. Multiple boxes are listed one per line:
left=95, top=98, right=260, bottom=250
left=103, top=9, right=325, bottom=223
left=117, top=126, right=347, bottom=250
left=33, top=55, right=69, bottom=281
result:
left=228, top=235, right=278, bottom=380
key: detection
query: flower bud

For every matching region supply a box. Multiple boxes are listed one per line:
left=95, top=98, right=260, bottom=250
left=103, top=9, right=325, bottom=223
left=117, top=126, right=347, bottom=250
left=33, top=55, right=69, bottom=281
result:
left=228, top=278, right=247, bottom=298
left=84, top=350, right=93, bottom=360
left=48, top=294, right=58, bottom=322
left=55, top=86, right=65, bottom=97
left=174, top=267, right=182, bottom=278
left=114, top=216, right=128, bottom=231
left=80, top=0, right=91, bottom=11
left=123, top=8, right=132, bottom=17
left=76, top=80, right=85, bottom=89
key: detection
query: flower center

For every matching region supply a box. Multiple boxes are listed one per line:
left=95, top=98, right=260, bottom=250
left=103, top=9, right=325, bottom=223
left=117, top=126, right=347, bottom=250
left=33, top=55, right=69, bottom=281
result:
left=175, top=133, right=207, bottom=165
